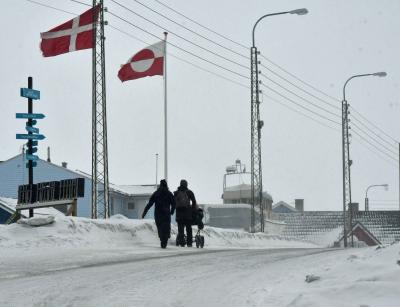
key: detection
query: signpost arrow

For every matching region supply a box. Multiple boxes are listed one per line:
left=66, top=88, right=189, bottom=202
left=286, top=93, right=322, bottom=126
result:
left=16, top=113, right=45, bottom=119
left=20, top=88, right=40, bottom=100
left=26, top=126, right=39, bottom=133
left=26, top=154, right=39, bottom=161
left=16, top=134, right=45, bottom=140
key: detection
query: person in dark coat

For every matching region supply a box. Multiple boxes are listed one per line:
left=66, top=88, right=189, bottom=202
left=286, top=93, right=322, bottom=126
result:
left=174, top=179, right=197, bottom=247
left=142, top=179, right=175, bottom=248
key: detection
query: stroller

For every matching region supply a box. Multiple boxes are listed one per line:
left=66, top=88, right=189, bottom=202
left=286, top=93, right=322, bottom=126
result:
left=176, top=207, right=205, bottom=248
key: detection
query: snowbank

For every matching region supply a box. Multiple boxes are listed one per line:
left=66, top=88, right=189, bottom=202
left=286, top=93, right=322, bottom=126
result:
left=0, top=215, right=316, bottom=250
left=264, top=242, right=400, bottom=307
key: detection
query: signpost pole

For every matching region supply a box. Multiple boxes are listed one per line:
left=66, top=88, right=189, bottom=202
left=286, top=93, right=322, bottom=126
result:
left=28, top=77, right=33, bottom=218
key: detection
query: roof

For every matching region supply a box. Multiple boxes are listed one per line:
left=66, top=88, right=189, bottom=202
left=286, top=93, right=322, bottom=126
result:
left=223, top=183, right=273, bottom=201
left=338, top=221, right=382, bottom=246
left=200, top=203, right=251, bottom=209
left=0, top=197, right=64, bottom=217
left=0, top=197, right=15, bottom=214
left=112, top=184, right=157, bottom=196
left=273, top=201, right=297, bottom=212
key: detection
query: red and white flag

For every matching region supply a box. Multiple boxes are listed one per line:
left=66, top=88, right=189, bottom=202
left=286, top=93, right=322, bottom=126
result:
left=118, top=41, right=165, bottom=82
left=40, top=5, right=100, bottom=57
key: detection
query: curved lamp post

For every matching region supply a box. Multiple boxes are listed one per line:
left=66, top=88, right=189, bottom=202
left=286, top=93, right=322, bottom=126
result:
left=365, top=184, right=389, bottom=211
left=250, top=8, right=308, bottom=233
left=341, top=71, right=387, bottom=247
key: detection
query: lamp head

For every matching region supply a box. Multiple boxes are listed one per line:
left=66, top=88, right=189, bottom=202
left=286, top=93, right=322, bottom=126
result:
left=373, top=72, right=387, bottom=77
left=289, top=8, right=308, bottom=15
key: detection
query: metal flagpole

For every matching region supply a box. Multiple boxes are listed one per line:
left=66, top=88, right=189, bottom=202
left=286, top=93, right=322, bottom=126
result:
left=163, top=32, right=168, bottom=182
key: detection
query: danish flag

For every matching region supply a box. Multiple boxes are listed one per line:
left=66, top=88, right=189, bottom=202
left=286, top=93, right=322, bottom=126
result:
left=118, top=41, right=165, bottom=82
left=40, top=5, right=100, bottom=57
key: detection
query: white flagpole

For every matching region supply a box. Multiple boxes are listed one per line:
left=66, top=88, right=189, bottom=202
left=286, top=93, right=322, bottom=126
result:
left=163, top=32, right=168, bottom=182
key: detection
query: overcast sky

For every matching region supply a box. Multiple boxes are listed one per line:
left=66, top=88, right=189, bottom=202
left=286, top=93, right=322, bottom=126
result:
left=1, top=0, right=399, bottom=210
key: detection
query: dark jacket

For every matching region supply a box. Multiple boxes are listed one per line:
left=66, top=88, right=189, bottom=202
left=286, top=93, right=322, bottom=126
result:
left=143, top=186, right=175, bottom=222
left=174, top=186, right=197, bottom=223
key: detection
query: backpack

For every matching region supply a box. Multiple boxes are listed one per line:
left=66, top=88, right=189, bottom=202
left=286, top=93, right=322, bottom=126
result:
left=175, top=190, right=190, bottom=209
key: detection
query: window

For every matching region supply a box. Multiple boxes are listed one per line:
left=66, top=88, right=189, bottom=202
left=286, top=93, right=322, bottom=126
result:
left=128, top=202, right=135, bottom=210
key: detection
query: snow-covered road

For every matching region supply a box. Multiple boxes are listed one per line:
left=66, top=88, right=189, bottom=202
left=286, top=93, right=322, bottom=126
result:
left=1, top=216, right=399, bottom=306
left=0, top=247, right=333, bottom=307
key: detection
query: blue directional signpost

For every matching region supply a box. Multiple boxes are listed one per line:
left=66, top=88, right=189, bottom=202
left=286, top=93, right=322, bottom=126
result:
left=16, top=77, right=45, bottom=217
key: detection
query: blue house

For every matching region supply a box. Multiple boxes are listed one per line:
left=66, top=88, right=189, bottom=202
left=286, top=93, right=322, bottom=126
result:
left=0, top=154, right=156, bottom=221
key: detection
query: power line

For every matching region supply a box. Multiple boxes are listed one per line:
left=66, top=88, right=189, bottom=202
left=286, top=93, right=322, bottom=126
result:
left=135, top=0, right=344, bottom=118
left=351, top=128, right=399, bottom=163
left=107, top=11, right=249, bottom=80
left=260, top=83, right=341, bottom=126
left=351, top=117, right=399, bottom=151
left=109, top=25, right=249, bottom=89
left=263, top=95, right=341, bottom=133
left=27, top=0, right=75, bottom=14
left=260, top=63, right=340, bottom=111
left=152, top=0, right=398, bottom=145
left=74, top=0, right=399, bottom=148
left=351, top=123, right=398, bottom=158
left=28, top=0, right=400, bottom=169
left=153, top=0, right=249, bottom=50
left=351, top=135, right=399, bottom=167
left=109, top=24, right=344, bottom=135
left=350, top=106, right=399, bottom=144
left=131, top=0, right=249, bottom=61
left=110, top=0, right=249, bottom=72
left=261, top=75, right=341, bottom=119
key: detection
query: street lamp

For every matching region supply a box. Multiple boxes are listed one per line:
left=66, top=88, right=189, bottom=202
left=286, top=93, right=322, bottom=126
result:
left=250, top=8, right=308, bottom=233
left=252, top=8, right=308, bottom=47
left=341, top=71, right=387, bottom=247
left=365, top=184, right=389, bottom=211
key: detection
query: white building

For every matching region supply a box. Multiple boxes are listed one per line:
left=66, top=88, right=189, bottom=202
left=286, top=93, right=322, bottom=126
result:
left=0, top=154, right=156, bottom=220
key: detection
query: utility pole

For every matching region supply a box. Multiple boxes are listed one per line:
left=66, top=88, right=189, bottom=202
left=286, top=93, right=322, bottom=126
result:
left=250, top=8, right=308, bottom=233
left=91, top=0, right=109, bottom=219
left=341, top=72, right=386, bottom=247
left=341, top=98, right=351, bottom=247
left=250, top=45, right=262, bottom=233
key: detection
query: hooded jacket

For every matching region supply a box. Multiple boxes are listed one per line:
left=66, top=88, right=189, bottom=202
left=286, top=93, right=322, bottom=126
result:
left=143, top=184, right=175, bottom=222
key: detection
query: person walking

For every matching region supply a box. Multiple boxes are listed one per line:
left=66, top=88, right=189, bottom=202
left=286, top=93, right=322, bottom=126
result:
left=142, top=179, right=175, bottom=248
left=174, top=179, right=197, bottom=247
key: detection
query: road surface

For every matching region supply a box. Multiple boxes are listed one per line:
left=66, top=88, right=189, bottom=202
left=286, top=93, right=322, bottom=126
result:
left=0, top=247, right=336, bottom=306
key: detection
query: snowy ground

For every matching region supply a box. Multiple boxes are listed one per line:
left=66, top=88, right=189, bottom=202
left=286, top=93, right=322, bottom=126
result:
left=0, top=216, right=399, bottom=306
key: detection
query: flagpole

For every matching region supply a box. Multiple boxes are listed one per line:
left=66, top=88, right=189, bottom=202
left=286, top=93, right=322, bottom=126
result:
left=164, top=32, right=168, bottom=182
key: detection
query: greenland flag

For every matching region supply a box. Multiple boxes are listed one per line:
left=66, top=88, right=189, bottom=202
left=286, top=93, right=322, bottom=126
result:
left=118, top=41, right=165, bottom=82
left=40, top=5, right=100, bottom=57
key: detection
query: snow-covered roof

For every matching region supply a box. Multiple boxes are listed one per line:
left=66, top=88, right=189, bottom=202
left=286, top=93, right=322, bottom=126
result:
left=200, top=203, right=251, bottom=209
left=223, top=184, right=273, bottom=201
left=112, top=184, right=157, bottom=196
left=0, top=197, right=16, bottom=214
left=273, top=201, right=297, bottom=212
left=0, top=197, right=64, bottom=217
